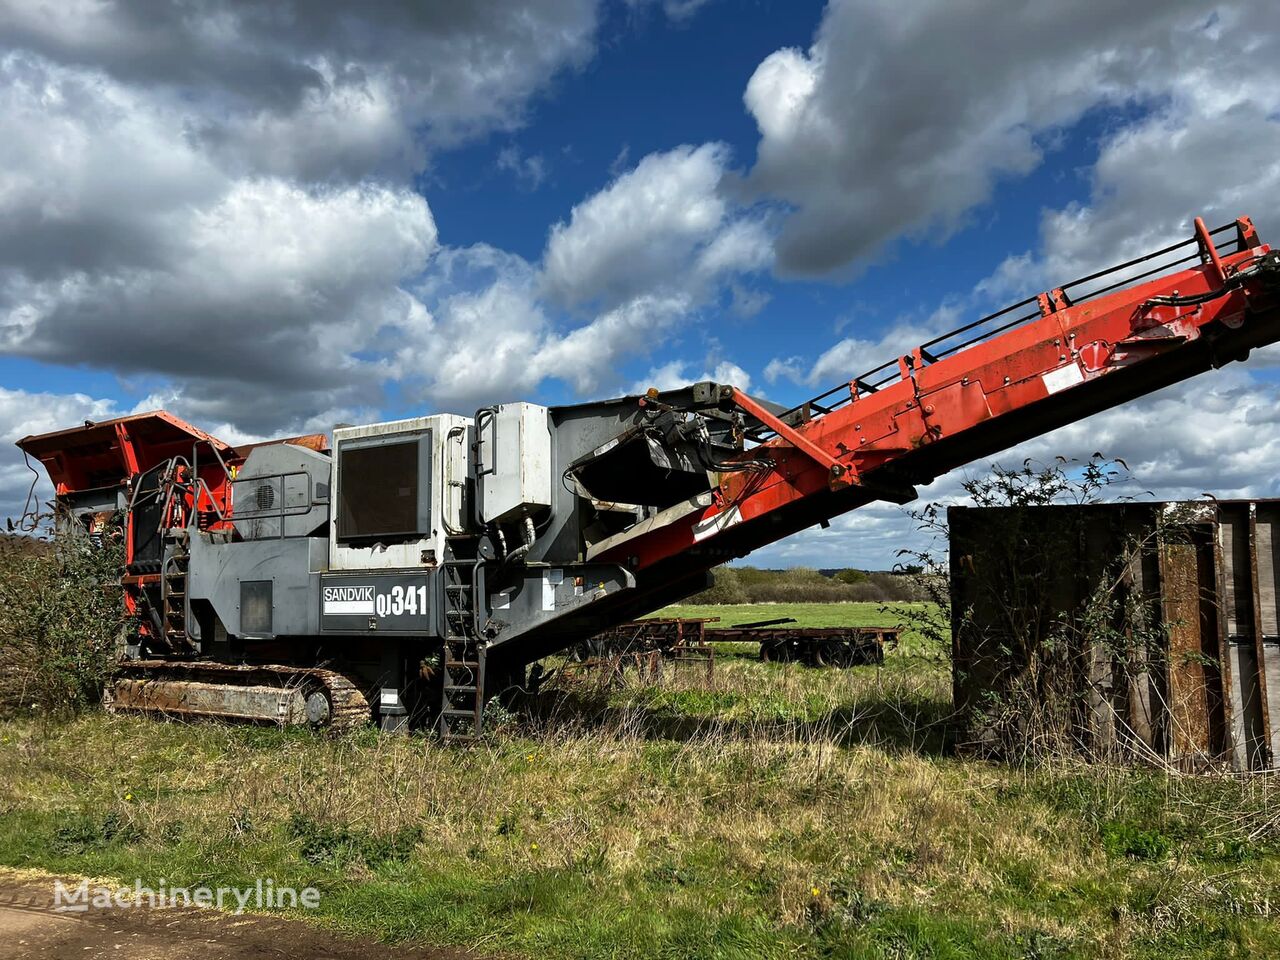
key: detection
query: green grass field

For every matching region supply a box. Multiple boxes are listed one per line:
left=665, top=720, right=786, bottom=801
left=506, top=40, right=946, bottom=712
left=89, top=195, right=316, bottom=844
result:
left=0, top=602, right=1277, bottom=959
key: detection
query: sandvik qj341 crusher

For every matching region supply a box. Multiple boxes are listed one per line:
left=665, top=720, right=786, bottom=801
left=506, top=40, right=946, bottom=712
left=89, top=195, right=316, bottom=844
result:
left=18, top=217, right=1280, bottom=737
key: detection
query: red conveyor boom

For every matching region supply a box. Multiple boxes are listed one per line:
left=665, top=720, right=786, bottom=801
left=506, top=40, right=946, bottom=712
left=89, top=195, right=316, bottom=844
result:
left=602, top=217, right=1280, bottom=571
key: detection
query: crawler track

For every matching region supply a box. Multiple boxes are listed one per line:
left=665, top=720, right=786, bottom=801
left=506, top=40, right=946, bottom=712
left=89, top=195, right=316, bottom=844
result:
left=106, top=660, right=370, bottom=731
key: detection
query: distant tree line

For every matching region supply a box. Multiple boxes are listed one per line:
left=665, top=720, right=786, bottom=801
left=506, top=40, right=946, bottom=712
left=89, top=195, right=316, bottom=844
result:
left=688, top=565, right=930, bottom=604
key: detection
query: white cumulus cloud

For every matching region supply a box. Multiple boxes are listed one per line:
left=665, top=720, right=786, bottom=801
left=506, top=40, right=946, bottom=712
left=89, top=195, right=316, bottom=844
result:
left=744, top=0, right=1253, bottom=275
left=542, top=143, right=771, bottom=309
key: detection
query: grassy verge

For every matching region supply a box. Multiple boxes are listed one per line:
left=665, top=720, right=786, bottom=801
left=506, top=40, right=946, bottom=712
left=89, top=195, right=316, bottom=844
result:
left=0, top=616, right=1277, bottom=958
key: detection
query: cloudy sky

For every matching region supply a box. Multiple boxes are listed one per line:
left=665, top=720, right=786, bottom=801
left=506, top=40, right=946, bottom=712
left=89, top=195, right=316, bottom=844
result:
left=2, top=0, right=1279, bottom=568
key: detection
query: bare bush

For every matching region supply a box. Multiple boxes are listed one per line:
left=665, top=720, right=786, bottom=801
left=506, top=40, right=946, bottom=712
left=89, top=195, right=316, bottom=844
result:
left=896, top=455, right=1143, bottom=761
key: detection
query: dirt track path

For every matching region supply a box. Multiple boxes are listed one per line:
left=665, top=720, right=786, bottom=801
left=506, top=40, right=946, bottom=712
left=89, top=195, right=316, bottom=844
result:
left=0, top=870, right=491, bottom=960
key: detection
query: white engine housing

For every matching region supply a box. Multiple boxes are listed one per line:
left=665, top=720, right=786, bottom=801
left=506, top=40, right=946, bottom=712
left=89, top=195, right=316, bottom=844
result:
left=328, top=414, right=471, bottom=571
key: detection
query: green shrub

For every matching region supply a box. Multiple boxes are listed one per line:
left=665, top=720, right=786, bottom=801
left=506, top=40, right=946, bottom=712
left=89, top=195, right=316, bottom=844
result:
left=0, top=520, right=127, bottom=719
left=685, top=565, right=927, bottom=604
left=287, top=813, right=423, bottom=868
left=687, top=567, right=749, bottom=604
left=1101, top=821, right=1173, bottom=862
left=832, top=569, right=868, bottom=585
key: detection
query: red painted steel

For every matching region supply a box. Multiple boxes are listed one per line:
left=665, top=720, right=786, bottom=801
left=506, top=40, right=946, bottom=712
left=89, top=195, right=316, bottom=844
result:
left=19, top=412, right=243, bottom=636
left=729, top=387, right=852, bottom=487
left=601, top=217, right=1280, bottom=571
left=18, top=410, right=230, bottom=497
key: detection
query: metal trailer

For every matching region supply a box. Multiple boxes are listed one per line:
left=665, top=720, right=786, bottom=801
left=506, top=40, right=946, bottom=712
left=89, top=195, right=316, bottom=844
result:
left=744, top=624, right=892, bottom=667
left=580, top=616, right=892, bottom=667
left=566, top=617, right=716, bottom=685
left=950, top=499, right=1280, bottom=773
left=574, top=617, right=719, bottom=659
left=661, top=616, right=892, bottom=666
left=16, top=216, right=1280, bottom=739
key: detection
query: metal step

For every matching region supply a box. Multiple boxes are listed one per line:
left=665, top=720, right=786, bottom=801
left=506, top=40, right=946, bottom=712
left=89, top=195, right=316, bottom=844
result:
left=440, top=541, right=483, bottom=740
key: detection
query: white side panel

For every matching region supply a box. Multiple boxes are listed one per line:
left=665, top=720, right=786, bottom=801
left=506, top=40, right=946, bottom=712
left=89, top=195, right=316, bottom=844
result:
left=329, top=414, right=472, bottom=571
left=479, top=402, right=552, bottom=524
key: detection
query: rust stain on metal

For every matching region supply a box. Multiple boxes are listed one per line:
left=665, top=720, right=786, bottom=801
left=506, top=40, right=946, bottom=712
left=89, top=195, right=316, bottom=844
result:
left=106, top=660, right=368, bottom=730
left=233, top=433, right=330, bottom=458
left=1248, top=505, right=1271, bottom=755
left=110, top=678, right=303, bottom=723
left=1159, top=535, right=1213, bottom=769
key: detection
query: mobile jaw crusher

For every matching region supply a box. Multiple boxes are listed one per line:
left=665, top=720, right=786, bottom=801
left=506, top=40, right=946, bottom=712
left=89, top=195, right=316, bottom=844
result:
left=18, top=217, right=1280, bottom=737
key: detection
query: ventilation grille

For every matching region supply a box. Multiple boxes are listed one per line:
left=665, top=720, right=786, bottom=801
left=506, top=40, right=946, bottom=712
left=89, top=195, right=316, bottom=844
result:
left=255, top=484, right=275, bottom=512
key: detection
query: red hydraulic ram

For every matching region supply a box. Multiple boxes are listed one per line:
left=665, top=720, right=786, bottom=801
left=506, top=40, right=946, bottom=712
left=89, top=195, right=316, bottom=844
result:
left=601, top=217, right=1280, bottom=572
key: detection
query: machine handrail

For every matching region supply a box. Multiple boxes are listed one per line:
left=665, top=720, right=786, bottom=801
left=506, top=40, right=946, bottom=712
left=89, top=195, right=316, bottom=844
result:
left=771, top=220, right=1250, bottom=429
